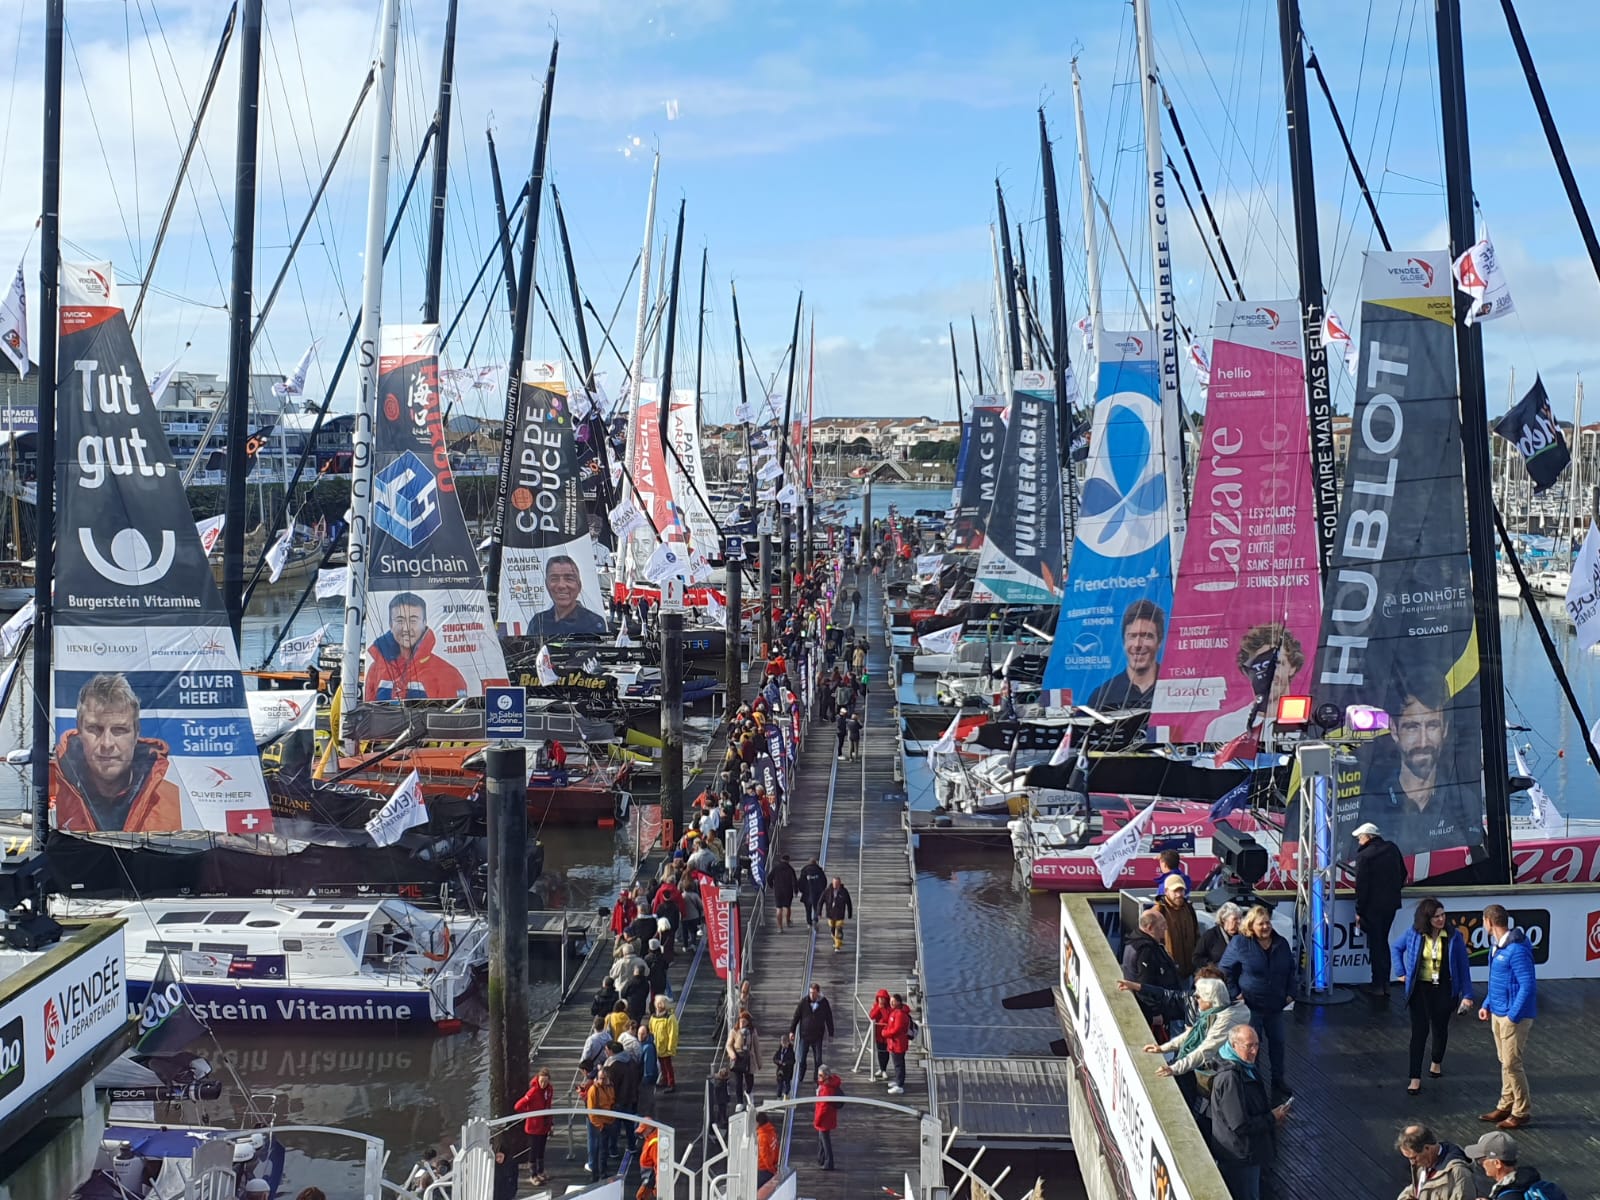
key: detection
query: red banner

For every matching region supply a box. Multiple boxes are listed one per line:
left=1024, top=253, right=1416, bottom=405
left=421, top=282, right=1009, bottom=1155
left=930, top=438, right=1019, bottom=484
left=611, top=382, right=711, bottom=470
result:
left=612, top=582, right=727, bottom=607
left=699, top=879, right=742, bottom=982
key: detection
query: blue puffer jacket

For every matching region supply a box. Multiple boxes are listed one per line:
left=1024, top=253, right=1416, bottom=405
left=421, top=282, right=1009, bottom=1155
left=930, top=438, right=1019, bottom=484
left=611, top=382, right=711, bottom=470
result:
left=1484, top=928, right=1538, bottom=1022
left=1219, top=932, right=1298, bottom=1012
left=1390, top=927, right=1474, bottom=1005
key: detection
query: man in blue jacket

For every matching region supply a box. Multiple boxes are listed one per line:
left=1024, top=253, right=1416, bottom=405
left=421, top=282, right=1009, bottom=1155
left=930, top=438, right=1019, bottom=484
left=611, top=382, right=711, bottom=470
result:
left=1477, top=904, right=1537, bottom=1130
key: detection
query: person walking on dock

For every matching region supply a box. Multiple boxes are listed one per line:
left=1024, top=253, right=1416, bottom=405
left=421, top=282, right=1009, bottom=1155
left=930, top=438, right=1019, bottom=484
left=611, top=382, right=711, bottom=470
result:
left=798, top=858, right=828, bottom=927
left=579, top=1067, right=618, bottom=1183
left=820, top=876, right=854, bottom=952
left=769, top=853, right=798, bottom=931
left=1393, top=897, right=1475, bottom=1095
left=581, top=1017, right=610, bottom=1079
left=1396, top=1124, right=1474, bottom=1200
left=725, top=1010, right=760, bottom=1104
left=1478, top=904, right=1538, bottom=1130
left=847, top=711, right=862, bottom=761
left=1354, top=821, right=1408, bottom=1000
left=513, top=1067, right=555, bottom=1186
left=774, top=1033, right=796, bottom=1099
left=813, top=1065, right=843, bottom=1171
left=790, top=982, right=835, bottom=1084
left=650, top=996, right=679, bottom=1093
left=869, top=989, right=893, bottom=1080
left=1209, top=1025, right=1287, bottom=1200
left=591, top=976, right=620, bottom=1021
left=645, top=939, right=671, bottom=1003
left=882, top=993, right=913, bottom=1094
left=835, top=710, right=849, bottom=760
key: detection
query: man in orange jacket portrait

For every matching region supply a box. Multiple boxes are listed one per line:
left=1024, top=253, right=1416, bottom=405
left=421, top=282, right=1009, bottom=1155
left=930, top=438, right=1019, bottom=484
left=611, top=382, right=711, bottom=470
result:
left=53, top=673, right=183, bottom=833
left=366, top=591, right=468, bottom=701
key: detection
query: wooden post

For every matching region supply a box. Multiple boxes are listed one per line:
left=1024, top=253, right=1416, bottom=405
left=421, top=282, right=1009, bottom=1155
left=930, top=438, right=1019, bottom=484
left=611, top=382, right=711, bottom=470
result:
left=486, top=744, right=530, bottom=1162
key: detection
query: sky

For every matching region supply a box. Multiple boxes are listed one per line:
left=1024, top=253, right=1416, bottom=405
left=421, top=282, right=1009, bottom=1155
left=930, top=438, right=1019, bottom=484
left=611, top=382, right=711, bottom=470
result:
left=4, top=0, right=1600, bottom=424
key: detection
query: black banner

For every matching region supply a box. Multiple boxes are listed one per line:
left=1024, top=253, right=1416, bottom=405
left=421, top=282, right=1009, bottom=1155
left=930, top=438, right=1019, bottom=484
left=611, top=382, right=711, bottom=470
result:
left=955, top=399, right=1005, bottom=545
left=1492, top=375, right=1570, bottom=493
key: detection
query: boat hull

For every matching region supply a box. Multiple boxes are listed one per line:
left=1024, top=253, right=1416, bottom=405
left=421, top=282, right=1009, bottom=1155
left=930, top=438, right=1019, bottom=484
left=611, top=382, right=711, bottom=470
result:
left=126, top=978, right=451, bottom=1029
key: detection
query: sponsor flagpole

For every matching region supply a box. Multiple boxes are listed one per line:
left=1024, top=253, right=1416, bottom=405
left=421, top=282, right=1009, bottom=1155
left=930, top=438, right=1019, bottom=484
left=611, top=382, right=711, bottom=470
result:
left=338, top=0, right=402, bottom=741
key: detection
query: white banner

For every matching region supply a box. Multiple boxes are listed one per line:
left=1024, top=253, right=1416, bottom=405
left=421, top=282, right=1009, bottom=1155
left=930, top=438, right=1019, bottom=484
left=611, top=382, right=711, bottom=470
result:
left=315, top=566, right=348, bottom=600
left=1049, top=726, right=1074, bottom=766
left=246, top=690, right=319, bottom=744
left=915, top=553, right=943, bottom=577
left=180, top=951, right=233, bottom=979
left=0, top=262, right=25, bottom=377
left=272, top=339, right=320, bottom=397
left=776, top=483, right=799, bottom=507
left=643, top=541, right=690, bottom=585
left=916, top=623, right=963, bottom=656
left=1091, top=799, right=1158, bottom=889
left=610, top=497, right=649, bottom=541
left=195, top=514, right=225, bottom=557
left=758, top=458, right=783, bottom=482
left=365, top=769, right=428, bottom=846
left=1565, top=521, right=1600, bottom=651
left=934, top=586, right=958, bottom=616
left=536, top=644, right=559, bottom=686
left=276, top=623, right=328, bottom=670
left=1452, top=235, right=1516, bottom=326
left=734, top=400, right=755, bottom=425
left=1322, top=310, right=1358, bottom=376
left=0, top=599, right=34, bottom=658
left=149, top=352, right=185, bottom=405
left=929, top=713, right=961, bottom=755
left=265, top=529, right=293, bottom=583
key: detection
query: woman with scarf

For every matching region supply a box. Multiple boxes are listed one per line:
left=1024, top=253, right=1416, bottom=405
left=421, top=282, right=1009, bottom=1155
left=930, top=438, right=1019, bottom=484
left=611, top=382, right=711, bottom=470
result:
left=1141, top=970, right=1248, bottom=1107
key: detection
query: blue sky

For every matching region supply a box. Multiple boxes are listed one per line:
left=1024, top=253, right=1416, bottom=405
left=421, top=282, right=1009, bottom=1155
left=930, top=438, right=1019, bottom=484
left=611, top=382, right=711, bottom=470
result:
left=4, top=0, right=1600, bottom=422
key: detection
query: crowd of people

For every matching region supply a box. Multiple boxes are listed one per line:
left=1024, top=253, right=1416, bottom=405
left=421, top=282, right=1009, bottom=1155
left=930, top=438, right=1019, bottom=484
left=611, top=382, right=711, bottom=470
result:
left=1118, top=835, right=1561, bottom=1200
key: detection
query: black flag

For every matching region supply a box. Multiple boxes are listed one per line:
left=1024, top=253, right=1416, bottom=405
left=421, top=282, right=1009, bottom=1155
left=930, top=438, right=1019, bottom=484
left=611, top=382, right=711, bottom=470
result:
left=1493, top=375, right=1570, bottom=493
left=136, top=953, right=207, bottom=1055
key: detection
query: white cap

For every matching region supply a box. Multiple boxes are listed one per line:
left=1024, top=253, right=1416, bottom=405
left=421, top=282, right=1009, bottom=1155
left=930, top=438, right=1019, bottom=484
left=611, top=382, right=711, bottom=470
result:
left=244, top=1180, right=272, bottom=1194
left=1352, top=823, right=1380, bottom=838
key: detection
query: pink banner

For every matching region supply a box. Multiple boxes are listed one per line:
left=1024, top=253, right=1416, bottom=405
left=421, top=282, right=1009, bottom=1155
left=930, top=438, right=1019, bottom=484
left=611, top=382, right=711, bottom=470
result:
left=630, top=382, right=676, bottom=536
left=699, top=879, right=742, bottom=982
left=1151, top=301, right=1321, bottom=742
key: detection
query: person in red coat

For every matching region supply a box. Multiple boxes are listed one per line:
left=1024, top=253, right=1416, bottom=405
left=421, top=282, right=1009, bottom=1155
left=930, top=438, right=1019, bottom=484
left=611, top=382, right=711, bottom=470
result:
left=513, top=1067, right=556, bottom=1185
left=813, top=1066, right=843, bottom=1170
left=868, top=989, right=893, bottom=1080
left=882, top=994, right=913, bottom=1095
left=610, top=892, right=637, bottom=937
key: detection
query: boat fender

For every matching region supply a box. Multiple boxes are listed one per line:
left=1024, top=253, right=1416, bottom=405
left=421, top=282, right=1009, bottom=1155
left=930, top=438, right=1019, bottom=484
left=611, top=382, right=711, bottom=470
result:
left=423, top=922, right=453, bottom=963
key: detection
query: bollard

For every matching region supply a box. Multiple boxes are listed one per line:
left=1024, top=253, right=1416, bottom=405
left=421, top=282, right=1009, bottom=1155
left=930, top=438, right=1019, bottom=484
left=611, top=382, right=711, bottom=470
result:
left=486, top=743, right=530, bottom=1164
left=662, top=610, right=686, bottom=836
left=724, top=553, right=743, bottom=695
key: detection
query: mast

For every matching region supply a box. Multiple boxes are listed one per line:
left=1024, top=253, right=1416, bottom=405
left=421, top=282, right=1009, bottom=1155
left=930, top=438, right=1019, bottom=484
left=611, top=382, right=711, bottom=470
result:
left=1277, top=0, right=1339, bottom=579
left=421, top=0, right=459, bottom=324
left=948, top=323, right=964, bottom=423
left=969, top=314, right=989, bottom=394
left=221, top=0, right=263, bottom=646
left=693, top=248, right=707, bottom=431
left=1014, top=224, right=1034, bottom=370
left=732, top=282, right=769, bottom=654
left=657, top=201, right=686, bottom=461
left=486, top=130, right=519, bottom=319
left=994, top=185, right=1023, bottom=371
left=484, top=42, right=557, bottom=612
left=1570, top=377, right=1584, bottom=569
left=1040, top=108, right=1079, bottom=548
left=778, top=294, right=803, bottom=614
left=624, top=155, right=661, bottom=553
left=32, top=0, right=63, bottom=843
left=1435, top=0, right=1513, bottom=882
left=1134, top=0, right=1187, bottom=566
left=1071, top=60, right=1101, bottom=385
left=337, top=0, right=402, bottom=729
left=988, top=227, right=1009, bottom=385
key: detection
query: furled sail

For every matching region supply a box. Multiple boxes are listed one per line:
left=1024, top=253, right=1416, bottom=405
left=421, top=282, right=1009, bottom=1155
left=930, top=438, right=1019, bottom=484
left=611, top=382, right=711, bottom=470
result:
left=954, top=397, right=1005, bottom=548
left=52, top=261, right=270, bottom=834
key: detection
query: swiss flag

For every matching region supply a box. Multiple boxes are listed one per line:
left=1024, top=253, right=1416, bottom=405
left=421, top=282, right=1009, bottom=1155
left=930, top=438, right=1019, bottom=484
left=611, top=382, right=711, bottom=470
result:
left=225, top=809, right=275, bottom=834
left=1214, top=731, right=1260, bottom=766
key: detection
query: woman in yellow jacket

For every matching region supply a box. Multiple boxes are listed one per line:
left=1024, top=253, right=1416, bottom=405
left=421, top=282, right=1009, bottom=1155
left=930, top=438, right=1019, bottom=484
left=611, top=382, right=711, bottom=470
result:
left=650, top=995, right=680, bottom=1092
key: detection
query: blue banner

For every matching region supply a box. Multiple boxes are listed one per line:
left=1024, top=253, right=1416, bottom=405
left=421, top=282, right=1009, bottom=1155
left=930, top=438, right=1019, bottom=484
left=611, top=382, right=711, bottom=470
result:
left=743, top=799, right=769, bottom=888
left=1041, top=331, right=1174, bottom=710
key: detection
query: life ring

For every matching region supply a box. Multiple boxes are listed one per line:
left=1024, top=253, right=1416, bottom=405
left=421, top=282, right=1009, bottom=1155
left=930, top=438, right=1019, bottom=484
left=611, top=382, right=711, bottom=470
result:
left=424, top=922, right=453, bottom=962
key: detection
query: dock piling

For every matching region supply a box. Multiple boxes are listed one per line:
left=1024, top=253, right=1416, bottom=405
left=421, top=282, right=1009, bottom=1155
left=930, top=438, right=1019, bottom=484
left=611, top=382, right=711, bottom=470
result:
left=486, top=743, right=530, bottom=1163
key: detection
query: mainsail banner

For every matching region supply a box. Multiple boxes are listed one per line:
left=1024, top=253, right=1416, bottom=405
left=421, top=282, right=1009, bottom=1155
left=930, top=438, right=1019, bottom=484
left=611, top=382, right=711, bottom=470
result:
left=666, top=387, right=717, bottom=552
left=363, top=325, right=507, bottom=699
left=1041, top=330, right=1173, bottom=710
left=497, top=364, right=610, bottom=638
left=972, top=371, right=1063, bottom=603
left=954, top=398, right=1005, bottom=547
left=52, top=261, right=270, bottom=834
left=1151, top=301, right=1321, bottom=742
left=1313, top=251, right=1485, bottom=862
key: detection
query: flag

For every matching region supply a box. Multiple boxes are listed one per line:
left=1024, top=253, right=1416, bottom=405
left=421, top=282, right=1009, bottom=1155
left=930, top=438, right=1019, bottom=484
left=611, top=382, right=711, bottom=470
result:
left=149, top=350, right=185, bottom=404
left=610, top=497, right=649, bottom=540
left=616, top=624, right=632, bottom=649
left=135, top=953, right=207, bottom=1055
left=1322, top=310, right=1357, bottom=376
left=195, top=513, right=225, bottom=557
left=1076, top=315, right=1093, bottom=356
left=1214, top=730, right=1260, bottom=766
left=0, top=599, right=33, bottom=658
left=265, top=528, right=293, bottom=583
left=272, top=339, right=321, bottom=396
left=916, top=623, right=963, bottom=656
left=929, top=713, right=961, bottom=755
left=643, top=540, right=689, bottom=585
left=0, top=262, right=25, bottom=376
left=758, top=458, right=783, bottom=482
left=1208, top=777, right=1252, bottom=821
left=1188, top=342, right=1210, bottom=392
left=536, top=644, right=559, bottom=686
left=776, top=483, right=799, bottom=507
left=703, top=594, right=726, bottom=624
left=277, top=623, right=329, bottom=670
left=1568, top=522, right=1600, bottom=651
left=315, top=565, right=348, bottom=600
left=1451, top=235, right=1515, bottom=326
left=1513, top=746, right=1565, bottom=836
left=734, top=399, right=754, bottom=424
left=365, top=769, right=428, bottom=846
left=1493, top=376, right=1570, bottom=493
left=1091, top=799, right=1159, bottom=889
left=998, top=645, right=1016, bottom=680
left=934, top=586, right=958, bottom=616
left=1049, top=726, right=1074, bottom=767
left=915, top=553, right=943, bottom=577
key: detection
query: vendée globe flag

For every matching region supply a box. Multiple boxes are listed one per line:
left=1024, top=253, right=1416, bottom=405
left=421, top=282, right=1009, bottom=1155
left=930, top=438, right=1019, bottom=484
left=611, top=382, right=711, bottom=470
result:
left=1091, top=799, right=1159, bottom=889
left=1493, top=376, right=1570, bottom=493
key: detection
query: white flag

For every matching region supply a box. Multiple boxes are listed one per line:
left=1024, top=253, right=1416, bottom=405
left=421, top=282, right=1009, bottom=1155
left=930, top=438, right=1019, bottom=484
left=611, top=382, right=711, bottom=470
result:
left=195, top=513, right=225, bottom=557
left=915, top=553, right=944, bottom=577
left=1188, top=342, right=1210, bottom=392
left=616, top=624, right=632, bottom=649
left=1452, top=236, right=1516, bottom=326
left=1075, top=315, right=1093, bottom=357
left=735, top=456, right=750, bottom=471
left=1049, top=726, right=1074, bottom=767
left=0, top=263, right=25, bottom=377
left=688, top=548, right=713, bottom=584
left=998, top=645, right=1016, bottom=680
left=536, top=644, right=559, bottom=686
left=365, top=769, right=429, bottom=846
left=273, top=339, right=321, bottom=396
left=1322, top=310, right=1358, bottom=376
left=1065, top=363, right=1083, bottom=409
left=0, top=599, right=34, bottom=658
left=1513, top=745, right=1564, bottom=836
left=315, top=566, right=349, bottom=600
left=247, top=689, right=319, bottom=742
left=1091, top=799, right=1159, bottom=889
left=934, top=586, right=958, bottom=616
left=734, top=400, right=754, bottom=424
left=758, top=458, right=783, bottom=482
left=776, top=483, right=799, bottom=507
left=277, top=623, right=329, bottom=670
left=265, top=528, right=294, bottom=583
left=1565, top=521, right=1600, bottom=652
left=610, top=498, right=649, bottom=540
left=929, top=713, right=962, bottom=755
left=916, top=623, right=963, bottom=656
left=703, top=594, right=726, bottom=624
left=643, top=541, right=689, bottom=585
left=149, top=350, right=186, bottom=404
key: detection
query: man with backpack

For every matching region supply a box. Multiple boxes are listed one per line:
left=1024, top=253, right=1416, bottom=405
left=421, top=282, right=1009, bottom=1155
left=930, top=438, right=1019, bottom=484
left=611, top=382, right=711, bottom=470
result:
left=1466, top=1131, right=1566, bottom=1200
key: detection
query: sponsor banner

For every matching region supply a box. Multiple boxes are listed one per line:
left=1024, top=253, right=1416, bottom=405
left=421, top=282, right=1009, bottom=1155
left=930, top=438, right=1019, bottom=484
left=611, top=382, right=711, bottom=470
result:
left=180, top=951, right=234, bottom=980
left=0, top=925, right=126, bottom=1125
left=365, top=326, right=507, bottom=700
left=246, top=690, right=318, bottom=744
left=700, top=880, right=742, bottom=982
left=365, top=769, right=428, bottom=846
left=276, top=623, right=328, bottom=671
left=124, top=980, right=438, bottom=1026
left=1566, top=522, right=1600, bottom=652
left=1042, top=331, right=1174, bottom=710
left=1059, top=900, right=1197, bottom=1200
left=51, top=261, right=270, bottom=835
left=630, top=381, right=677, bottom=544
left=1493, top=375, right=1570, bottom=493
left=496, top=370, right=609, bottom=639
left=1451, top=235, right=1515, bottom=326
left=314, top=566, right=348, bottom=600
left=1151, top=301, right=1321, bottom=742
left=1312, top=252, right=1485, bottom=862
left=666, top=388, right=717, bottom=552
left=973, top=371, right=1063, bottom=603
left=956, top=399, right=1006, bottom=546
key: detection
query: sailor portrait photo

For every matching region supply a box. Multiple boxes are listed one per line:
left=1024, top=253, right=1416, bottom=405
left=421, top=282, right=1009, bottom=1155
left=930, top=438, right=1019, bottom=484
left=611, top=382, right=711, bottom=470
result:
left=52, top=673, right=182, bottom=833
